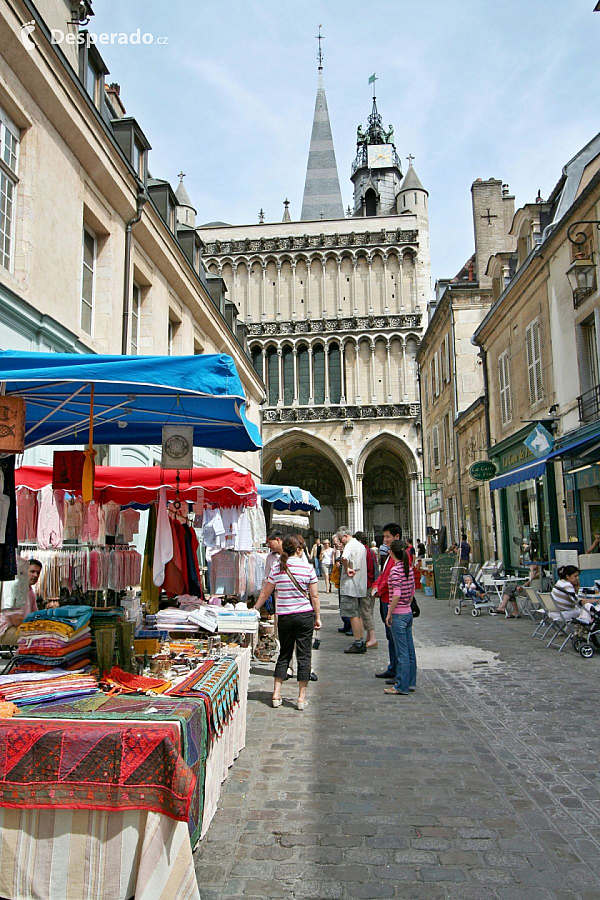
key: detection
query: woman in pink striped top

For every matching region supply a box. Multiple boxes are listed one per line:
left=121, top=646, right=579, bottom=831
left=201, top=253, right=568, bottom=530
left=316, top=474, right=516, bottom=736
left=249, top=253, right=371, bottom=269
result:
left=384, top=540, right=417, bottom=696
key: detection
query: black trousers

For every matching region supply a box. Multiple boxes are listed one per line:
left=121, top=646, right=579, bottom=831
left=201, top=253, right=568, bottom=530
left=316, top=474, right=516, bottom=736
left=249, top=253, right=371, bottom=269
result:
left=275, top=612, right=315, bottom=682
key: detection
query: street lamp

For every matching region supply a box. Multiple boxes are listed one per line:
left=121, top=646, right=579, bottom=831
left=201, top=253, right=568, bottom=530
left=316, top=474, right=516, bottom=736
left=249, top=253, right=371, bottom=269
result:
left=566, top=220, right=599, bottom=307
left=274, top=456, right=283, bottom=472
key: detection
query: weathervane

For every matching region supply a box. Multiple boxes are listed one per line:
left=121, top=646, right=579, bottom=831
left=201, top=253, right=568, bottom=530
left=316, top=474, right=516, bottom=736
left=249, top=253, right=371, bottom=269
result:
left=316, top=25, right=324, bottom=69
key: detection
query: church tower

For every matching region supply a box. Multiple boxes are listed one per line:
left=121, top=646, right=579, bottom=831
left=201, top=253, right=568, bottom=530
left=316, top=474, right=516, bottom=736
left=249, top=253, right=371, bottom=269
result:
left=351, top=87, right=404, bottom=217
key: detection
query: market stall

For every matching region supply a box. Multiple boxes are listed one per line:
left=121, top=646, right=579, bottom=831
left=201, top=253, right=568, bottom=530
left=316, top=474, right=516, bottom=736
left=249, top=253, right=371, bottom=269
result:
left=0, top=350, right=263, bottom=900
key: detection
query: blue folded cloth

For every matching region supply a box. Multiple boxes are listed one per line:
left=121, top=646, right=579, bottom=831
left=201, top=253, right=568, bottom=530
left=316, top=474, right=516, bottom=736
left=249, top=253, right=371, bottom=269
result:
left=24, top=606, right=93, bottom=629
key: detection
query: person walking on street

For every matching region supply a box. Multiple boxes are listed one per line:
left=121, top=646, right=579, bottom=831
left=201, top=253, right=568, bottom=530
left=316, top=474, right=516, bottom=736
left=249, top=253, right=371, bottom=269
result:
left=459, top=533, right=471, bottom=566
left=355, top=531, right=378, bottom=648
left=311, top=537, right=323, bottom=577
left=320, top=539, right=335, bottom=593
left=338, top=527, right=368, bottom=654
left=372, top=522, right=401, bottom=679
left=384, top=540, right=417, bottom=696
left=255, top=535, right=321, bottom=709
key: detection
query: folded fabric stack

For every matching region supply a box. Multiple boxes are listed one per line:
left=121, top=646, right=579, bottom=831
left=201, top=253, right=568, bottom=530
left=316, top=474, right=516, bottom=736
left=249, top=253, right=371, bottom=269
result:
left=215, top=607, right=259, bottom=634
left=17, top=606, right=93, bottom=672
left=90, top=607, right=127, bottom=630
left=0, top=670, right=99, bottom=706
left=147, top=608, right=199, bottom=632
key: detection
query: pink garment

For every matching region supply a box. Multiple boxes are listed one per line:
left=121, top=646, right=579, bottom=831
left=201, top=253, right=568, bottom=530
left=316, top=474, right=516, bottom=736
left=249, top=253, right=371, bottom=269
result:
left=36, top=487, right=64, bottom=550
left=153, top=488, right=173, bottom=587
left=0, top=587, right=38, bottom=637
left=64, top=497, right=84, bottom=540
left=82, top=502, right=100, bottom=542
left=103, top=501, right=121, bottom=536
left=97, top=506, right=106, bottom=543
left=118, top=508, right=140, bottom=542
left=16, top=489, right=38, bottom=542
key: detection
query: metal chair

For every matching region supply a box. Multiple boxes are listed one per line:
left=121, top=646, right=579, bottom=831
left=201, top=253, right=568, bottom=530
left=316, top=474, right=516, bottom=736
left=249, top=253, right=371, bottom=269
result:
left=538, top=592, right=576, bottom=652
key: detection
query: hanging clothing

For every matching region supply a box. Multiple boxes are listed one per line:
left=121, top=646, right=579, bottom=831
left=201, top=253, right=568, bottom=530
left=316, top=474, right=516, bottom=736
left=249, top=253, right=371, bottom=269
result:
left=118, top=508, right=140, bottom=543
left=153, top=488, right=173, bottom=587
left=16, top=488, right=37, bottom=543
left=81, top=501, right=100, bottom=543
left=235, top=510, right=253, bottom=552
left=247, top=504, right=267, bottom=547
left=163, top=517, right=186, bottom=597
left=183, top=524, right=202, bottom=598
left=64, top=496, right=84, bottom=541
left=141, top=503, right=160, bottom=614
left=36, top=486, right=64, bottom=551
left=102, top=501, right=121, bottom=537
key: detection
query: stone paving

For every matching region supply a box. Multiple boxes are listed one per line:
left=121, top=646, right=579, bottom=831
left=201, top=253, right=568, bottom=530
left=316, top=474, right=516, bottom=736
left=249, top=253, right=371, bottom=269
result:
left=195, top=587, right=600, bottom=899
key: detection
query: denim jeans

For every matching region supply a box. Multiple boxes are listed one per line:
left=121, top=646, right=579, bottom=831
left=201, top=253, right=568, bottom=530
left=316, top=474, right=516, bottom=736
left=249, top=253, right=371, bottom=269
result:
left=313, top=557, right=321, bottom=577
left=380, top=600, right=397, bottom=674
left=390, top=612, right=416, bottom=694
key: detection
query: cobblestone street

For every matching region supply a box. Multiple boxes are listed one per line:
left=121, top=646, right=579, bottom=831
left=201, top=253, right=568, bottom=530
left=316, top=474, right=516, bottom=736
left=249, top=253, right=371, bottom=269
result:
left=195, top=588, right=600, bottom=899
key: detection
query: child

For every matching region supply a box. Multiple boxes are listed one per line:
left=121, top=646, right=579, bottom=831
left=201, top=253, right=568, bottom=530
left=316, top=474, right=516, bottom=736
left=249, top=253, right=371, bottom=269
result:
left=462, top=574, right=487, bottom=603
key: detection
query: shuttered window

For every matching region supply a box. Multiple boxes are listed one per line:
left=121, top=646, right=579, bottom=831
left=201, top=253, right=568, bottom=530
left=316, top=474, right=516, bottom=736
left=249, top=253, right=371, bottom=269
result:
left=433, top=424, right=440, bottom=468
left=447, top=411, right=455, bottom=461
left=525, top=318, right=543, bottom=404
left=444, top=334, right=451, bottom=383
left=434, top=352, right=440, bottom=396
left=498, top=350, right=512, bottom=425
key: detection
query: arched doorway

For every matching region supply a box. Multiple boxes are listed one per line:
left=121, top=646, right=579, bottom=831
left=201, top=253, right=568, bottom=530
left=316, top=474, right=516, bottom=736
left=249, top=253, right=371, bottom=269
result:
left=362, top=448, right=411, bottom=537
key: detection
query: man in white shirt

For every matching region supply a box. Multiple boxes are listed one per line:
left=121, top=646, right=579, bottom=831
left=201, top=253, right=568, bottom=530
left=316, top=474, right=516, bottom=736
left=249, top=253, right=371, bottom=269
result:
left=338, top=527, right=368, bottom=654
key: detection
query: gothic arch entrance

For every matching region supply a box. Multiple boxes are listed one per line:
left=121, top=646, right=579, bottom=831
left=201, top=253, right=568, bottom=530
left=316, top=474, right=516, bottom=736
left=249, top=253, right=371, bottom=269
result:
left=362, top=448, right=411, bottom=537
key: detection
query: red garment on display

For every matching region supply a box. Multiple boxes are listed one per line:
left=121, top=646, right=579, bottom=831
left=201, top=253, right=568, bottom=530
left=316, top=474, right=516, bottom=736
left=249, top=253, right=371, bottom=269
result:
left=163, top=518, right=186, bottom=596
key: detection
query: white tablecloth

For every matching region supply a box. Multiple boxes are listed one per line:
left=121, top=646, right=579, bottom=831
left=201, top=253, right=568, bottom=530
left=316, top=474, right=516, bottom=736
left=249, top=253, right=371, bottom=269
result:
left=0, top=808, right=200, bottom=900
left=201, top=645, right=250, bottom=838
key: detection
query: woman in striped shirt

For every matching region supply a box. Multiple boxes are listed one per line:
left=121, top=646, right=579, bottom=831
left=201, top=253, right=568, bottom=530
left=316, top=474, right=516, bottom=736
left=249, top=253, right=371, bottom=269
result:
left=551, top=565, right=592, bottom=622
left=255, top=535, right=321, bottom=709
left=384, top=540, right=417, bottom=696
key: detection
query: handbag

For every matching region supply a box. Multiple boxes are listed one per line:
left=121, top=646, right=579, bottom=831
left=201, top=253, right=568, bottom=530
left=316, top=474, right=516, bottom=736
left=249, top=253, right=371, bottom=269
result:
left=330, top=561, right=341, bottom=588
left=411, top=596, right=421, bottom=618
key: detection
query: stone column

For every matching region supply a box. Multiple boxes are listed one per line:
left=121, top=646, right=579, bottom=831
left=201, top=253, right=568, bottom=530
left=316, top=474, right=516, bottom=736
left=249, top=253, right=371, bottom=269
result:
left=261, top=262, right=267, bottom=320
left=398, top=257, right=404, bottom=312
left=411, top=472, right=425, bottom=547
left=411, top=259, right=417, bottom=311
left=292, top=347, right=298, bottom=406
left=340, top=340, right=346, bottom=404
left=355, top=473, right=364, bottom=532
left=383, top=258, right=389, bottom=314
left=355, top=339, right=362, bottom=403
left=307, top=259, right=312, bottom=318
left=352, top=260, right=359, bottom=315
left=367, top=258, right=373, bottom=313
left=291, top=261, right=297, bottom=319
left=276, top=260, right=282, bottom=320
left=386, top=339, right=393, bottom=402
left=324, top=343, right=330, bottom=404
left=261, top=347, right=267, bottom=386
left=308, top=346, right=314, bottom=405
left=337, top=258, right=343, bottom=315
left=321, top=258, right=327, bottom=317
left=232, top=263, right=238, bottom=316
left=401, top=341, right=408, bottom=400
left=370, top=340, right=377, bottom=403
left=277, top=347, right=283, bottom=406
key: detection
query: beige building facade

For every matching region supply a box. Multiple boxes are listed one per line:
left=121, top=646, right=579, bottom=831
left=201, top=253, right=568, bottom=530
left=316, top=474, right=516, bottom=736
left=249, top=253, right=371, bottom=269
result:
left=0, top=0, right=262, bottom=476
left=199, top=71, right=431, bottom=538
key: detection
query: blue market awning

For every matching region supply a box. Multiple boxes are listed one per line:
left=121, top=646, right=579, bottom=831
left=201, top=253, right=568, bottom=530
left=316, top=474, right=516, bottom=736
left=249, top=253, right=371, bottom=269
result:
left=258, top=483, right=321, bottom=512
left=489, top=457, right=548, bottom=491
left=0, top=350, right=261, bottom=452
left=547, top=431, right=600, bottom=460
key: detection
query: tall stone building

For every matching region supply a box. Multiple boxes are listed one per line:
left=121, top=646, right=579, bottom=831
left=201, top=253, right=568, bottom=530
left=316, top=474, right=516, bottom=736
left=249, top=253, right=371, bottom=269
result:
left=198, top=61, right=431, bottom=538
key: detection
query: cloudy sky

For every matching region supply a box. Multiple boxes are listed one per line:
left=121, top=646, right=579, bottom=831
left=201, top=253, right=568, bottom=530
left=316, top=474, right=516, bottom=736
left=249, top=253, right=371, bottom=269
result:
left=90, top=0, right=600, bottom=283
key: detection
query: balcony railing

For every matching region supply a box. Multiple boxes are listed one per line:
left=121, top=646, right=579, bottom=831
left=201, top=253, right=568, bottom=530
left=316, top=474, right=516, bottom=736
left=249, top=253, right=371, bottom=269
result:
left=578, top=383, right=600, bottom=423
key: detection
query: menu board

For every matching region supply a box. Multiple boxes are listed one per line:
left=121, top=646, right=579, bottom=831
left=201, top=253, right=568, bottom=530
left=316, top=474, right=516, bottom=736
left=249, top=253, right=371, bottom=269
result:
left=432, top=553, right=458, bottom=600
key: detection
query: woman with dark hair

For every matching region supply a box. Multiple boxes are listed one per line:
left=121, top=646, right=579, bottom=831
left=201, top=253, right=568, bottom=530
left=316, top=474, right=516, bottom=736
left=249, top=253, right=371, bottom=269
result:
left=384, top=540, right=417, bottom=696
left=255, top=535, right=321, bottom=709
left=551, top=565, right=591, bottom=622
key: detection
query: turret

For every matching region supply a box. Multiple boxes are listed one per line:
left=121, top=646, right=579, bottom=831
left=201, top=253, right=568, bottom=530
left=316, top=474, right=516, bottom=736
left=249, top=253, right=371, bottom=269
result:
left=395, top=158, right=428, bottom=219
left=350, top=95, right=403, bottom=216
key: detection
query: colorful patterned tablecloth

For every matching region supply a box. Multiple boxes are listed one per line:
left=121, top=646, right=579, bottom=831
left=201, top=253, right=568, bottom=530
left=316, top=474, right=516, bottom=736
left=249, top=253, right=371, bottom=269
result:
left=0, top=718, right=195, bottom=821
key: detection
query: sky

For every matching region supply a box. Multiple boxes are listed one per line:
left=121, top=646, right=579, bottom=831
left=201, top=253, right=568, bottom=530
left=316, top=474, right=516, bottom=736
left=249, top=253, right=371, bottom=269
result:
left=88, top=0, right=600, bottom=284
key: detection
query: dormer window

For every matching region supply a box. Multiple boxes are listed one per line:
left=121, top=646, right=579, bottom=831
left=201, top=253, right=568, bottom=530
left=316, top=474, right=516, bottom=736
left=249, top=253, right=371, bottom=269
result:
left=147, top=179, right=177, bottom=235
left=79, top=40, right=109, bottom=109
left=111, top=117, right=151, bottom=186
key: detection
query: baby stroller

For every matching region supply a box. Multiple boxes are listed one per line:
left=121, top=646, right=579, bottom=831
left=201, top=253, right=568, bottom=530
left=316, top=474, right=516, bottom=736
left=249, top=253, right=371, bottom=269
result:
left=455, top=573, right=495, bottom=617
left=571, top=601, right=600, bottom=659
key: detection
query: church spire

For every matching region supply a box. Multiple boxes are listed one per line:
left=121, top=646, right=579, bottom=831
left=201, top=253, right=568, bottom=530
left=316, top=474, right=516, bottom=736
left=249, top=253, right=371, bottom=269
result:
left=300, top=29, right=344, bottom=221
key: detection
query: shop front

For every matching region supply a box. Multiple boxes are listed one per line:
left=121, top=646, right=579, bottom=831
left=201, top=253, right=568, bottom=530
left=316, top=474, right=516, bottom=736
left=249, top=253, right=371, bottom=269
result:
left=551, top=422, right=600, bottom=550
left=489, top=428, right=560, bottom=571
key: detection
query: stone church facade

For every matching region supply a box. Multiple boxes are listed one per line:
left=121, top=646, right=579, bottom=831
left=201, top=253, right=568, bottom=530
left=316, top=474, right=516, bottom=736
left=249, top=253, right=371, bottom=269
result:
left=198, top=66, right=430, bottom=539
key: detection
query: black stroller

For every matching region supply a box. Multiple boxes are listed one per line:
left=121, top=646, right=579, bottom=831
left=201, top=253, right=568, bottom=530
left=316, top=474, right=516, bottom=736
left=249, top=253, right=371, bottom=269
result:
left=571, top=601, right=600, bottom=658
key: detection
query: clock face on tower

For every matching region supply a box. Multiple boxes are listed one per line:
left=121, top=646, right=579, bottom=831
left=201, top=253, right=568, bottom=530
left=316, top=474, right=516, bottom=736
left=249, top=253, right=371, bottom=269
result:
left=367, top=145, right=393, bottom=168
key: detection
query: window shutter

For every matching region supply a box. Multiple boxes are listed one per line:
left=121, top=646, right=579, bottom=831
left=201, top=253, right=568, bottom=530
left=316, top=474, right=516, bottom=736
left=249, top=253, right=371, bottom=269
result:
left=532, top=320, right=543, bottom=402
left=444, top=334, right=451, bottom=383
left=433, top=424, right=440, bottom=468
left=452, top=496, right=459, bottom=542
left=448, top=412, right=455, bottom=461
left=525, top=322, right=535, bottom=403
left=577, top=323, right=593, bottom=395
left=430, top=360, right=435, bottom=399
left=498, top=351, right=512, bottom=425
left=504, top=354, right=513, bottom=423
left=498, top=355, right=506, bottom=425
left=434, top=352, right=440, bottom=396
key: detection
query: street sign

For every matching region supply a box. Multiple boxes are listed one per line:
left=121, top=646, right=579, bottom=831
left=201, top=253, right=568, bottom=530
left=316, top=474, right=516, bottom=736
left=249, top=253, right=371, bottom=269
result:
left=469, top=460, right=497, bottom=481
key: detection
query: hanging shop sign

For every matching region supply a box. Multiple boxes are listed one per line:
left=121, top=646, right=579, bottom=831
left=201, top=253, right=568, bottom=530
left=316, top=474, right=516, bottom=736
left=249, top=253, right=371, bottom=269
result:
left=524, top=423, right=554, bottom=458
left=52, top=450, right=85, bottom=492
left=161, top=425, right=194, bottom=469
left=0, top=396, right=25, bottom=453
left=469, top=460, right=497, bottom=481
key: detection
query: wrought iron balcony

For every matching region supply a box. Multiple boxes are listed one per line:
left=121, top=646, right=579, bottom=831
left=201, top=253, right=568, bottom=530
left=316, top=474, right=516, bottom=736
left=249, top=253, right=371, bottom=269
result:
left=262, top=402, right=420, bottom=424
left=578, top=384, right=600, bottom=423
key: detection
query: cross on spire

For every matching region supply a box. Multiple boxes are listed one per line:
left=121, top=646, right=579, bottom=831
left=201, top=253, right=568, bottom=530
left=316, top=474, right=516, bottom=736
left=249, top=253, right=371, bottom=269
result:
left=316, top=25, right=324, bottom=69
left=406, top=154, right=415, bottom=167
left=178, top=170, right=186, bottom=181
